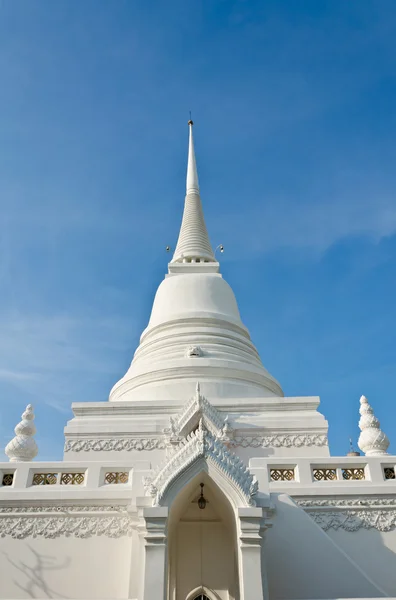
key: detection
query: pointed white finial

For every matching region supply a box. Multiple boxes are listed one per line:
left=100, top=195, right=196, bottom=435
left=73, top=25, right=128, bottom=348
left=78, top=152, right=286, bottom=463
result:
left=186, top=120, right=199, bottom=195
left=171, top=121, right=216, bottom=264
left=5, top=404, right=38, bottom=462
left=358, top=395, right=389, bottom=456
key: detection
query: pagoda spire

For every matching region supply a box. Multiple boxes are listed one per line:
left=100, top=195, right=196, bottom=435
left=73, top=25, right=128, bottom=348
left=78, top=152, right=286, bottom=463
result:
left=358, top=395, right=389, bottom=456
left=171, top=121, right=216, bottom=264
left=5, top=404, right=38, bottom=462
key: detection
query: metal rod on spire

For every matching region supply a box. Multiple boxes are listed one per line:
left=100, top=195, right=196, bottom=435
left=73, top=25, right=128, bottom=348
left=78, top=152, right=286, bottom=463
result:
left=186, top=119, right=200, bottom=195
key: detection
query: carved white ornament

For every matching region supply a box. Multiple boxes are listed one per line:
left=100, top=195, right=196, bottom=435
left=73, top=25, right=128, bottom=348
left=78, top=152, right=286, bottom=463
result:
left=163, top=382, right=233, bottom=443
left=297, top=497, right=396, bottom=532
left=297, top=498, right=396, bottom=508
left=0, top=506, right=133, bottom=538
left=233, top=433, right=328, bottom=448
left=64, top=433, right=328, bottom=452
left=64, top=437, right=166, bottom=452
left=145, top=420, right=258, bottom=507
left=5, top=404, right=38, bottom=462
left=358, top=395, right=389, bottom=456
left=185, top=345, right=204, bottom=358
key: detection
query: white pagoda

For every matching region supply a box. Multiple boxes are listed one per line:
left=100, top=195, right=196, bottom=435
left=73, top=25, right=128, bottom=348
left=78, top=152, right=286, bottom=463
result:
left=0, top=122, right=395, bottom=600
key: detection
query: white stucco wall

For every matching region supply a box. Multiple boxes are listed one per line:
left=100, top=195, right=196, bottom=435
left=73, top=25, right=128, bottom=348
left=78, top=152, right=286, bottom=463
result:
left=325, top=528, right=396, bottom=597
left=0, top=536, right=132, bottom=599
left=264, top=494, right=386, bottom=599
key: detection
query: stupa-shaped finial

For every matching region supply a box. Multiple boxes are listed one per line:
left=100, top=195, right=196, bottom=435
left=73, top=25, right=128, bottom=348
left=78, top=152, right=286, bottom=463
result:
left=171, top=121, right=216, bottom=264
left=5, top=404, right=38, bottom=462
left=358, top=395, right=389, bottom=456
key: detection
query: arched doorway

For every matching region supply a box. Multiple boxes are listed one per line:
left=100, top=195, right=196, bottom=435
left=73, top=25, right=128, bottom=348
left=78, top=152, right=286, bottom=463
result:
left=167, top=474, right=239, bottom=600
left=185, top=586, right=222, bottom=600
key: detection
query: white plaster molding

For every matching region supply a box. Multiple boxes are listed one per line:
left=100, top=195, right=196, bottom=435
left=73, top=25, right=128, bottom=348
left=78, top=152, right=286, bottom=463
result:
left=163, top=383, right=233, bottom=443
left=0, top=506, right=133, bottom=538
left=5, top=404, right=38, bottom=462
left=297, top=498, right=396, bottom=508
left=185, top=345, right=204, bottom=358
left=64, top=438, right=166, bottom=452
left=64, top=432, right=328, bottom=452
left=232, top=433, right=328, bottom=448
left=297, top=497, right=396, bottom=532
left=145, top=421, right=258, bottom=507
left=358, top=395, right=389, bottom=456
left=306, top=510, right=396, bottom=532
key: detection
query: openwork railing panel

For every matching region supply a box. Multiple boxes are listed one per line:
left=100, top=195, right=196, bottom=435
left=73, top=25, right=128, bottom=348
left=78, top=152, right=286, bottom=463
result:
left=384, top=467, right=396, bottom=480
left=270, top=468, right=295, bottom=481
left=312, top=468, right=337, bottom=481
left=2, top=473, right=14, bottom=486
left=104, top=471, right=129, bottom=484
left=32, top=473, right=58, bottom=486
left=60, top=473, right=85, bottom=485
left=342, top=468, right=365, bottom=480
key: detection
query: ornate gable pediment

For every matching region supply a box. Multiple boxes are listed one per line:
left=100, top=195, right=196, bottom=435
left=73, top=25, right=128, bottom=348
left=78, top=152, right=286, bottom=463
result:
left=144, top=420, right=258, bottom=507
left=164, top=382, right=234, bottom=443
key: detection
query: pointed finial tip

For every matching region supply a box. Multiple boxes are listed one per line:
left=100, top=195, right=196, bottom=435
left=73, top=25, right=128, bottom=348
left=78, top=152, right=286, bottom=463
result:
left=360, top=395, right=368, bottom=404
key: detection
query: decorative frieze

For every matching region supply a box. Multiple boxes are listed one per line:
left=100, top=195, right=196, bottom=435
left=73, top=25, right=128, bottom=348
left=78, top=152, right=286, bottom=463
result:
left=64, top=433, right=328, bottom=452
left=64, top=438, right=166, bottom=453
left=233, top=433, right=328, bottom=448
left=296, top=497, right=396, bottom=532
left=0, top=505, right=133, bottom=539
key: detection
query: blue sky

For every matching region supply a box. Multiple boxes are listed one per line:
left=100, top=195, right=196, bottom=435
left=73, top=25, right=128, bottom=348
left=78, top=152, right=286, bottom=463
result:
left=0, top=0, right=395, bottom=459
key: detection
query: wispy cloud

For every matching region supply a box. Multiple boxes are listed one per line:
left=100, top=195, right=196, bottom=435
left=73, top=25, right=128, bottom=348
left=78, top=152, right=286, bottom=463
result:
left=0, top=311, right=137, bottom=412
left=213, top=177, right=396, bottom=258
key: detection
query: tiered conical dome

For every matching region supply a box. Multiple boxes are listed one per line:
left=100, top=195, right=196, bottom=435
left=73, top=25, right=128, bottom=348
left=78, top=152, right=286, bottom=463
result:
left=109, top=122, right=282, bottom=402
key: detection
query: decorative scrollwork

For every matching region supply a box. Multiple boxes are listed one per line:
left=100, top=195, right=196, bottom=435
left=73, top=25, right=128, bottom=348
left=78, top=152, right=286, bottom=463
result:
left=147, top=420, right=257, bottom=507
left=306, top=510, right=396, bottom=532
left=296, top=496, right=396, bottom=532
left=64, top=438, right=166, bottom=452
left=0, top=506, right=133, bottom=539
left=232, top=434, right=328, bottom=448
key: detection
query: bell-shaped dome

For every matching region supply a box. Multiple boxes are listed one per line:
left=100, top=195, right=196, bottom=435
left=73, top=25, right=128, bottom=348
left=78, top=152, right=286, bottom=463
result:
left=109, top=122, right=283, bottom=403
left=148, top=273, right=242, bottom=330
